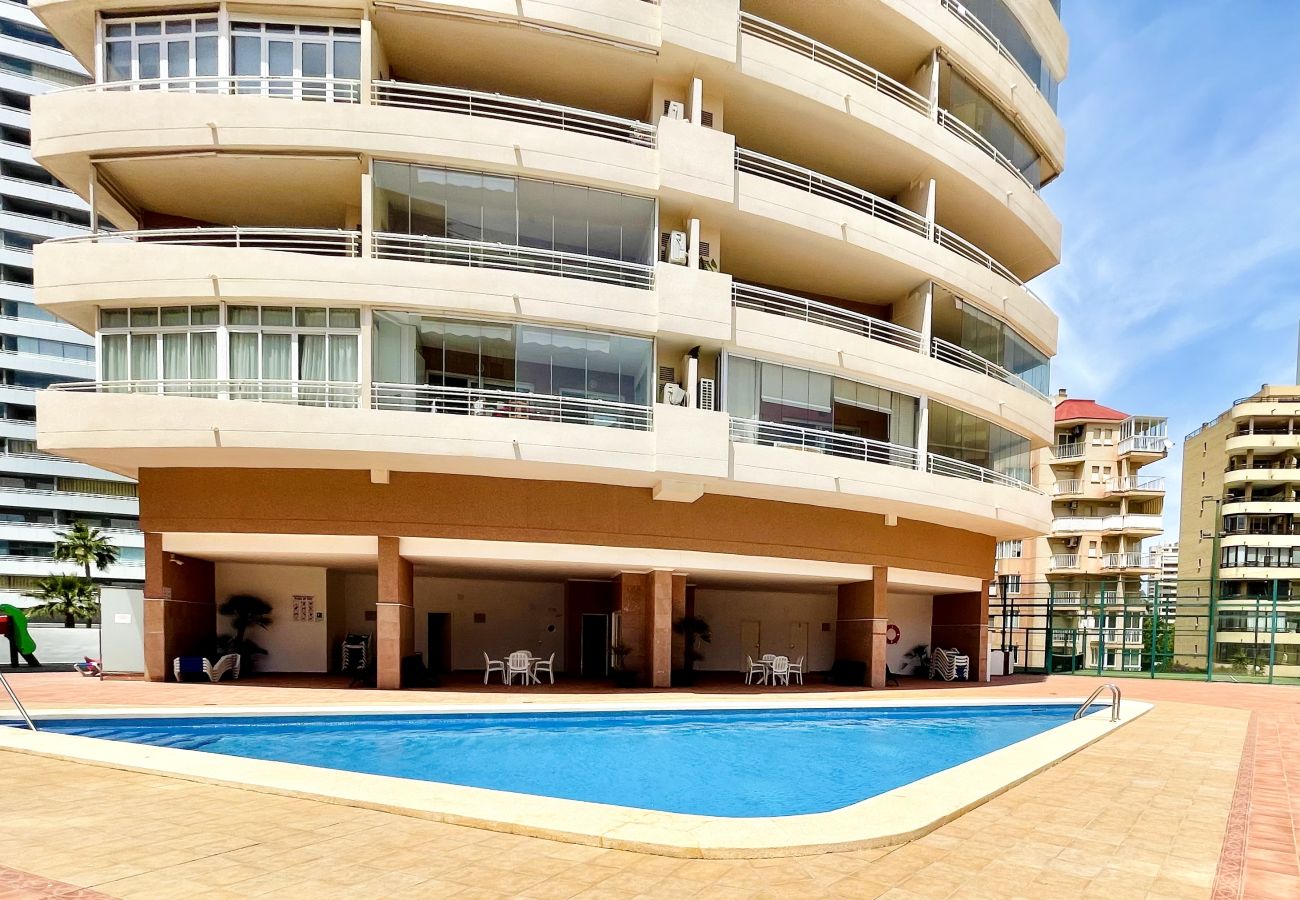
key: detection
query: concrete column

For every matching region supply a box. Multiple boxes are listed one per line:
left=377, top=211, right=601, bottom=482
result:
left=687, top=217, right=701, bottom=269
left=688, top=76, right=703, bottom=125
left=142, top=532, right=216, bottom=682
left=616, top=570, right=677, bottom=687
left=360, top=169, right=374, bottom=259
left=376, top=536, right=413, bottom=689
left=835, top=568, right=888, bottom=687
left=931, top=581, right=990, bottom=682
left=915, top=396, right=929, bottom=472
left=358, top=306, right=373, bottom=409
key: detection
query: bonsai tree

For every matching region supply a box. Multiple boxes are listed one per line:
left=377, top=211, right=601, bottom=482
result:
left=672, top=614, right=712, bottom=685
left=53, top=521, right=120, bottom=580
left=24, top=574, right=99, bottom=628
left=216, top=594, right=273, bottom=663
left=903, top=643, right=930, bottom=677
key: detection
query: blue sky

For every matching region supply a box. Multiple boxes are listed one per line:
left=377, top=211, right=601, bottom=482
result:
left=1031, top=0, right=1300, bottom=539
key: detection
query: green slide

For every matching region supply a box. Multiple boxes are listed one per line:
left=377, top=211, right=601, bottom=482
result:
left=0, top=603, right=38, bottom=662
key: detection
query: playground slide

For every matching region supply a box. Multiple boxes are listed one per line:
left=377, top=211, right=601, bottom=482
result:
left=0, top=604, right=40, bottom=666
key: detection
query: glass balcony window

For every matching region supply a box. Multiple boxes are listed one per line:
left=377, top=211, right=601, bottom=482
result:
left=949, top=0, right=1060, bottom=108
left=928, top=400, right=1030, bottom=485
left=939, top=65, right=1045, bottom=188
left=930, top=285, right=1048, bottom=394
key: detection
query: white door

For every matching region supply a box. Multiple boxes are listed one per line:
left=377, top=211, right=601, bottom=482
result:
left=789, top=621, right=808, bottom=664
left=740, top=619, right=761, bottom=670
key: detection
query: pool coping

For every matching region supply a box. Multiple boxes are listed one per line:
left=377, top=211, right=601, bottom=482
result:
left=0, top=697, right=1151, bottom=858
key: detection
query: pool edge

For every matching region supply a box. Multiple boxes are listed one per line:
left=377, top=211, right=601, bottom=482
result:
left=0, top=699, right=1152, bottom=859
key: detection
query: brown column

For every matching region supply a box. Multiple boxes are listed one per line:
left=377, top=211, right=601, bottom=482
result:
left=836, top=568, right=888, bottom=687
left=376, top=536, right=413, bottom=689
left=931, top=580, right=990, bottom=682
left=142, top=532, right=216, bottom=682
left=615, top=571, right=676, bottom=687
left=614, top=572, right=647, bottom=680
left=670, top=574, right=687, bottom=674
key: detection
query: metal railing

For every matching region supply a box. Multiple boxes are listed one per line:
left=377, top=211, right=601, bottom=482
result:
left=0, top=670, right=35, bottom=731
left=939, top=0, right=1041, bottom=98
left=63, top=75, right=362, bottom=103
left=0, top=520, right=139, bottom=538
left=0, top=485, right=137, bottom=501
left=1052, top=479, right=1083, bottom=496
left=1106, top=475, right=1165, bottom=493
left=926, top=453, right=1037, bottom=491
left=1118, top=433, right=1168, bottom=455
left=930, top=337, right=1047, bottom=399
left=372, top=81, right=655, bottom=147
left=1102, top=552, right=1158, bottom=571
left=48, top=227, right=362, bottom=256
left=729, top=417, right=919, bottom=468
left=48, top=379, right=362, bottom=408
left=735, top=147, right=929, bottom=237
left=1051, top=441, right=1084, bottom=460
left=731, top=282, right=922, bottom=352
left=936, top=108, right=1035, bottom=191
left=1052, top=514, right=1164, bottom=533
left=372, top=233, right=655, bottom=289
left=371, top=383, right=653, bottom=431
left=1074, top=683, right=1121, bottom=722
left=738, top=13, right=931, bottom=116
left=1050, top=554, right=1079, bottom=570
left=933, top=223, right=1035, bottom=295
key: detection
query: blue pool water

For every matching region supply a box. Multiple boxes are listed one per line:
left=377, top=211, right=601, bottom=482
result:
left=31, top=704, right=1087, bottom=817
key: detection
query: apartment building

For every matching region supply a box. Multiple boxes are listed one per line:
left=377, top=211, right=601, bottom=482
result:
left=1154, top=540, right=1178, bottom=616
left=998, top=392, right=1168, bottom=671
left=29, top=0, right=1066, bottom=687
left=0, top=0, right=141, bottom=603
left=1180, top=386, right=1300, bottom=677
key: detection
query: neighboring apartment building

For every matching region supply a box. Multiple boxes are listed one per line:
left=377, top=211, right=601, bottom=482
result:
left=1154, top=540, right=1178, bottom=616
left=0, top=0, right=142, bottom=605
left=28, top=0, right=1067, bottom=687
left=1180, top=386, right=1300, bottom=677
left=999, top=391, right=1168, bottom=671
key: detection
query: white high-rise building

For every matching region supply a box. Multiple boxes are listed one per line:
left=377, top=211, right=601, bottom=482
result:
left=1154, top=541, right=1178, bottom=615
left=0, top=1, right=141, bottom=604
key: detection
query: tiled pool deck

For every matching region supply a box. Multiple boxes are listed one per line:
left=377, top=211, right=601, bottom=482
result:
left=0, top=673, right=1295, bottom=899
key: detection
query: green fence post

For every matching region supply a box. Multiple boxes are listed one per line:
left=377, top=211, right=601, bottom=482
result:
left=1150, top=583, right=1158, bottom=679
left=1096, top=585, right=1106, bottom=676
left=1207, top=517, right=1221, bottom=681
left=1268, top=579, right=1279, bottom=685
left=1045, top=581, right=1054, bottom=675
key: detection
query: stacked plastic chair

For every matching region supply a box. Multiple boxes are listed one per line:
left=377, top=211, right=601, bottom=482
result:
left=341, top=633, right=371, bottom=673
left=929, top=647, right=971, bottom=681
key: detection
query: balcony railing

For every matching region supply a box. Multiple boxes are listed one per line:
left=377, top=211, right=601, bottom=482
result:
left=1052, top=514, right=1164, bottom=534
left=731, top=282, right=922, bottom=352
left=925, top=453, right=1036, bottom=491
left=1097, top=628, right=1144, bottom=644
left=1052, top=479, right=1083, bottom=496
left=66, top=75, right=362, bottom=103
left=48, top=227, right=362, bottom=256
left=938, top=0, right=1041, bottom=98
left=735, top=148, right=929, bottom=237
left=372, top=383, right=653, bottom=431
left=1118, top=433, right=1168, bottom=455
left=729, top=417, right=918, bottom=469
left=49, top=380, right=362, bottom=408
left=931, top=223, right=1032, bottom=292
left=1050, top=554, right=1079, bottom=570
left=930, top=337, right=1046, bottom=399
left=372, top=233, right=655, bottom=289
left=1051, top=441, right=1084, bottom=461
left=738, top=13, right=931, bottom=116
left=371, top=81, right=656, bottom=147
left=936, top=109, right=1035, bottom=191
left=1106, top=475, right=1165, bottom=493
left=1102, top=552, right=1158, bottom=570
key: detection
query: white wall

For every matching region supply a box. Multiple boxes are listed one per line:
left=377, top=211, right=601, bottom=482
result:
left=338, top=573, right=565, bottom=671
left=887, top=593, right=935, bottom=675
left=693, top=588, right=837, bottom=672
left=215, top=562, right=328, bottom=673
left=99, top=586, right=144, bottom=674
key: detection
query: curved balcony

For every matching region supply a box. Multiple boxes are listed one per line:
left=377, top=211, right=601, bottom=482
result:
left=1224, top=468, right=1300, bottom=488
left=1225, top=430, right=1300, bottom=455
left=1223, top=500, right=1300, bottom=518
left=930, top=336, right=1045, bottom=400
left=1051, top=514, right=1163, bottom=536
left=1230, top=396, right=1300, bottom=421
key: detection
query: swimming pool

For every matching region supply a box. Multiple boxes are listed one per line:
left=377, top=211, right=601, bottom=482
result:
left=30, top=703, right=1096, bottom=818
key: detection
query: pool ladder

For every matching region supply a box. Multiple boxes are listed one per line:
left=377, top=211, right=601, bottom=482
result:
left=1074, top=683, right=1121, bottom=722
left=0, top=669, right=36, bottom=731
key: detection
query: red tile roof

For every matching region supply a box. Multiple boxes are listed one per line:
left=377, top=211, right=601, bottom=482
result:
left=1055, top=399, right=1128, bottom=422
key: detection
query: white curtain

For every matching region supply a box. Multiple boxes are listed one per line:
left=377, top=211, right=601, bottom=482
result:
left=263, top=333, right=293, bottom=401
left=329, top=335, right=357, bottom=381
left=297, top=334, right=327, bottom=405
left=101, top=334, right=128, bottom=383
left=190, top=332, right=217, bottom=396
left=229, top=332, right=258, bottom=399
left=130, top=334, right=157, bottom=383
left=162, top=333, right=188, bottom=393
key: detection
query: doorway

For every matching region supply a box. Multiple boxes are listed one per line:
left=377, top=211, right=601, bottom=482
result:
left=426, top=613, right=451, bottom=674
left=740, top=619, right=761, bottom=670
left=789, top=621, right=809, bottom=664
left=580, top=613, right=610, bottom=677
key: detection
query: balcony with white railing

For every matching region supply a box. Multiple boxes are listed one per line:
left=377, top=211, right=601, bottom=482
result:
left=1049, top=554, right=1079, bottom=571
left=47, top=227, right=361, bottom=256
left=1118, top=432, right=1168, bottom=456
left=1106, top=475, right=1165, bottom=494
left=70, top=75, right=362, bottom=103
left=1052, top=479, right=1083, bottom=496
left=49, top=380, right=362, bottom=409
left=729, top=418, right=918, bottom=469
left=1052, top=514, right=1164, bottom=535
left=731, top=282, right=922, bottom=352
left=925, top=454, right=1036, bottom=492
left=929, top=337, right=1047, bottom=399
left=373, top=384, right=654, bottom=431
left=1102, top=552, right=1159, bottom=571
left=1050, top=441, right=1084, bottom=461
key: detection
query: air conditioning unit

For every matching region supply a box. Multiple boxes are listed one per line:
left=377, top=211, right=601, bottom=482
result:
left=661, top=383, right=687, bottom=406
left=698, top=378, right=716, bottom=411
left=667, top=230, right=688, bottom=265
left=664, top=100, right=685, bottom=120
left=1067, top=501, right=1079, bottom=511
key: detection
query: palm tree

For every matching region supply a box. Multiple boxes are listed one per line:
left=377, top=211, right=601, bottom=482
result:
left=24, top=574, right=99, bottom=629
left=53, top=521, right=120, bottom=580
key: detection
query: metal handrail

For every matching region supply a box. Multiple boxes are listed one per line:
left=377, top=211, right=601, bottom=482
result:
left=49, top=379, right=362, bottom=408
left=0, top=670, right=36, bottom=731
left=372, top=383, right=654, bottom=431
left=930, top=336, right=1047, bottom=398
left=936, top=109, right=1036, bottom=191
left=59, top=75, right=362, bottom=103
left=1074, top=683, right=1121, bottom=722
left=731, top=281, right=922, bottom=352
left=729, top=417, right=919, bottom=469
left=926, top=452, right=1038, bottom=492
left=47, top=226, right=362, bottom=256
left=372, top=81, right=656, bottom=147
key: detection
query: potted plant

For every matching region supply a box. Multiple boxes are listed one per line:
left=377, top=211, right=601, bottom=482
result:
left=903, top=643, right=930, bottom=678
left=672, top=615, right=711, bottom=686
left=609, top=641, right=637, bottom=688
left=216, top=594, right=273, bottom=670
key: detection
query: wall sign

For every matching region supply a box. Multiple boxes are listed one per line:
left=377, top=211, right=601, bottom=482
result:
left=292, top=595, right=316, bottom=622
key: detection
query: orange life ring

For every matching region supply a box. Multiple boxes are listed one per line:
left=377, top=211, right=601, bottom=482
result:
left=886, top=624, right=901, bottom=645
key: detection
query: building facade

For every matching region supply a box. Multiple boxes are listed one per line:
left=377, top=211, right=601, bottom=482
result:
left=1154, top=540, right=1178, bottom=616
left=998, top=391, right=1168, bottom=671
left=1180, top=386, right=1300, bottom=678
left=30, top=0, right=1067, bottom=686
left=0, top=0, right=141, bottom=606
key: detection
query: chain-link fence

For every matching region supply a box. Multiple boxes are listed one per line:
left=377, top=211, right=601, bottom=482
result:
left=987, top=578, right=1300, bottom=684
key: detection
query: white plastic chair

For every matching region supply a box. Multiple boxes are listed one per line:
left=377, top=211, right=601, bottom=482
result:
left=745, top=655, right=767, bottom=685
left=505, top=650, right=532, bottom=685
left=173, top=653, right=240, bottom=683
left=788, top=655, right=805, bottom=686
left=531, top=652, right=556, bottom=685
left=482, top=652, right=504, bottom=685
left=770, top=655, right=790, bottom=686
